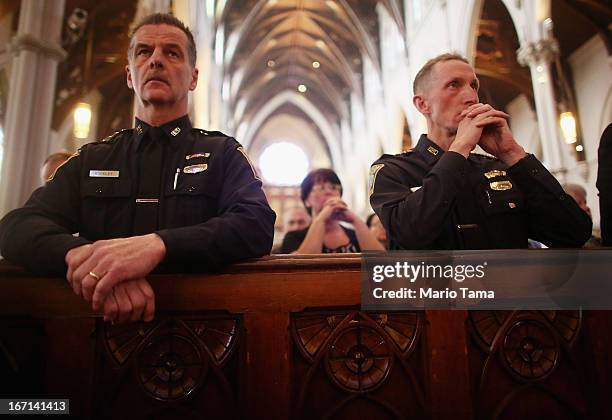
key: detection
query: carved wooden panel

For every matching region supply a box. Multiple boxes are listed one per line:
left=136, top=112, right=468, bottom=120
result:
left=93, top=314, right=243, bottom=420
left=290, top=310, right=426, bottom=419
left=468, top=310, right=595, bottom=419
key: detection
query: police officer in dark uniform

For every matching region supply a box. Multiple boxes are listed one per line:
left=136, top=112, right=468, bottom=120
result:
left=597, top=122, right=612, bottom=246
left=0, top=14, right=275, bottom=323
left=369, top=53, right=591, bottom=250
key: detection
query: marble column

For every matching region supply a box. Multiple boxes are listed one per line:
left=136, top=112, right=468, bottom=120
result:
left=517, top=37, right=574, bottom=176
left=0, top=0, right=66, bottom=217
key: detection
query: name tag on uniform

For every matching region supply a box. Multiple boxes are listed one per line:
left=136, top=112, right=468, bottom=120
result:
left=490, top=180, right=513, bottom=191
left=183, top=164, right=207, bottom=174
left=89, top=170, right=119, bottom=178
left=410, top=186, right=422, bottom=192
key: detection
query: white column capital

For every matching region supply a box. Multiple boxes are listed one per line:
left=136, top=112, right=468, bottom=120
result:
left=516, top=38, right=559, bottom=67
left=8, top=33, right=67, bottom=61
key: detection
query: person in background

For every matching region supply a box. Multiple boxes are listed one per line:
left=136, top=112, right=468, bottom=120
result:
left=271, top=206, right=310, bottom=253
left=280, top=168, right=384, bottom=254
left=563, top=183, right=601, bottom=247
left=283, top=206, right=310, bottom=233
left=563, top=183, right=591, bottom=219
left=41, top=151, right=73, bottom=183
left=366, top=213, right=389, bottom=249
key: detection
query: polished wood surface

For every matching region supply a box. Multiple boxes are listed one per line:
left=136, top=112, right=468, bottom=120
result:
left=1, top=255, right=611, bottom=419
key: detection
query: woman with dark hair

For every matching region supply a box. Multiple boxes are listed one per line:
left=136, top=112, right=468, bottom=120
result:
left=280, top=169, right=385, bottom=253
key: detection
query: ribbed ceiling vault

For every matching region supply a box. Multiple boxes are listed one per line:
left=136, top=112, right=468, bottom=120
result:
left=216, top=0, right=406, bottom=136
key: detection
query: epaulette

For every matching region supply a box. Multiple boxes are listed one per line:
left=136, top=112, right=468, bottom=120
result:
left=100, top=128, right=132, bottom=143
left=194, top=128, right=229, bottom=137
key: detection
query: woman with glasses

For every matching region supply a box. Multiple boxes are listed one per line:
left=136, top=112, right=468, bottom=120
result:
left=280, top=169, right=385, bottom=254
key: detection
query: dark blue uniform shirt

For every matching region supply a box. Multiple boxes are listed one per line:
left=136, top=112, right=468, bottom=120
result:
left=369, top=135, right=591, bottom=250
left=0, top=116, right=276, bottom=275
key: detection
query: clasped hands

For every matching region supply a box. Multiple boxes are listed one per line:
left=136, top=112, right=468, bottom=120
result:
left=314, top=198, right=357, bottom=225
left=65, top=233, right=166, bottom=323
left=451, top=103, right=527, bottom=166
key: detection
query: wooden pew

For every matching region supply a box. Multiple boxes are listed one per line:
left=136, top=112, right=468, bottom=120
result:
left=1, top=255, right=611, bottom=419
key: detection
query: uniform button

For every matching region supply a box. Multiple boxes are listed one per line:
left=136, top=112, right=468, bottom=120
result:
left=531, top=168, right=539, bottom=175
left=559, top=194, right=566, bottom=201
left=187, top=185, right=197, bottom=192
left=96, top=187, right=103, bottom=194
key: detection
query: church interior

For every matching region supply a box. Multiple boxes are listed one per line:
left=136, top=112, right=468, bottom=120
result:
left=0, top=0, right=611, bottom=418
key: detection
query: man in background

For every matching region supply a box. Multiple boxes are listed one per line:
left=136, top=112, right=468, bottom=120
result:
left=563, top=183, right=601, bottom=247
left=563, top=183, right=591, bottom=219
left=40, top=151, right=72, bottom=183
left=366, top=213, right=388, bottom=249
left=283, top=206, right=310, bottom=233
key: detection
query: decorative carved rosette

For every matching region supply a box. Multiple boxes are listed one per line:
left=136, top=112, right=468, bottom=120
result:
left=325, top=325, right=393, bottom=392
left=292, top=310, right=424, bottom=418
left=292, top=311, right=420, bottom=364
left=137, top=333, right=205, bottom=401
left=469, top=310, right=581, bottom=381
left=502, top=319, right=559, bottom=380
left=103, top=316, right=240, bottom=401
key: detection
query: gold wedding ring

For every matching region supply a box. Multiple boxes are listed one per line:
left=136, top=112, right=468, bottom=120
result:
left=88, top=271, right=101, bottom=281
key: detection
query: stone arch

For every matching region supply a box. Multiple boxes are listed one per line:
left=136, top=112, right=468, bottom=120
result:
left=238, top=90, right=342, bottom=170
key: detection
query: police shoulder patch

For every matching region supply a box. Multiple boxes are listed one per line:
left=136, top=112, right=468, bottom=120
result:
left=368, top=163, right=385, bottom=197
left=47, top=150, right=81, bottom=182
left=237, top=146, right=261, bottom=180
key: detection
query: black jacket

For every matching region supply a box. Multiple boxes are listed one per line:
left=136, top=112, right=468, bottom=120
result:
left=597, top=123, right=612, bottom=246
left=280, top=225, right=360, bottom=254
left=0, top=116, right=276, bottom=275
left=369, top=135, right=592, bottom=250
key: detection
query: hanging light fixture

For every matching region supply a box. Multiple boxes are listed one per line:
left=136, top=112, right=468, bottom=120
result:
left=543, top=18, right=584, bottom=159
left=72, top=7, right=94, bottom=141
left=73, top=102, right=92, bottom=139
left=559, top=111, right=577, bottom=144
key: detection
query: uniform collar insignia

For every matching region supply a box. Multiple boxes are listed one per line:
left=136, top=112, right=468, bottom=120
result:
left=133, top=115, right=192, bottom=150
left=415, top=135, right=443, bottom=164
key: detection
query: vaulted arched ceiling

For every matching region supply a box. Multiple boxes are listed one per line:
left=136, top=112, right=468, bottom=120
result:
left=215, top=0, right=406, bottom=161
